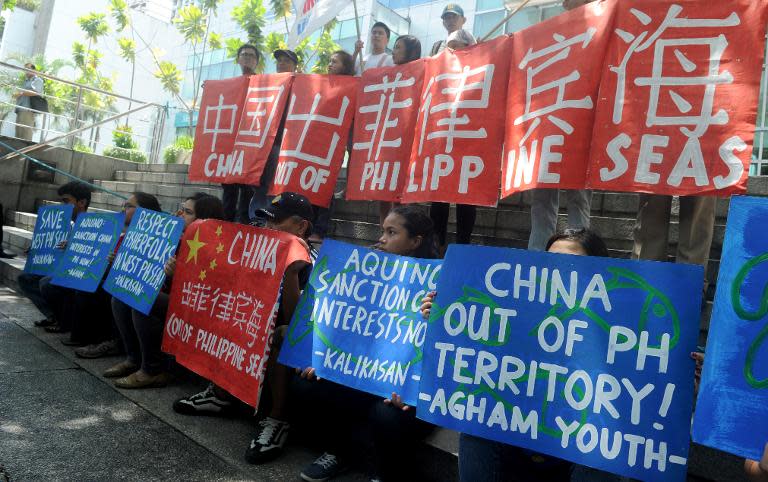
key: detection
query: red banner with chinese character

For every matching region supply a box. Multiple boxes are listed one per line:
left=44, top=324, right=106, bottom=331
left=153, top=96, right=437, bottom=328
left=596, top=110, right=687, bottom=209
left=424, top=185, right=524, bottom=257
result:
left=269, top=74, right=359, bottom=207
left=162, top=219, right=310, bottom=407
left=587, top=0, right=768, bottom=196
left=502, top=1, right=615, bottom=197
left=401, top=35, right=511, bottom=207
left=347, top=61, right=426, bottom=202
left=188, top=77, right=249, bottom=183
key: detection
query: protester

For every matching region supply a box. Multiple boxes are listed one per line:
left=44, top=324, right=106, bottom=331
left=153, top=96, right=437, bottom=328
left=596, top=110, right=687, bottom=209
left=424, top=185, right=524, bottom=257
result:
left=430, top=3, right=476, bottom=56
left=428, top=30, right=477, bottom=251
left=222, top=44, right=261, bottom=225
left=0, top=203, right=15, bottom=259
left=104, top=193, right=224, bottom=389
left=328, top=50, right=356, bottom=77
left=18, top=181, right=91, bottom=333
left=274, top=49, right=299, bottom=73
left=72, top=192, right=162, bottom=358
left=745, top=444, right=768, bottom=481
left=13, top=62, right=44, bottom=141
left=421, top=228, right=608, bottom=482
left=354, top=21, right=394, bottom=75
left=377, top=35, right=423, bottom=224
left=294, top=205, right=438, bottom=482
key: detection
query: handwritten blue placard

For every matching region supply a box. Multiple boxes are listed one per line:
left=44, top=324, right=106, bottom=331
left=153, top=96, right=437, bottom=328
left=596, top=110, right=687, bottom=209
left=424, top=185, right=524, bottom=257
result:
left=693, top=196, right=768, bottom=461
left=50, top=212, right=125, bottom=292
left=103, top=208, right=183, bottom=315
left=23, top=204, right=74, bottom=276
left=417, top=244, right=703, bottom=481
left=279, top=240, right=442, bottom=405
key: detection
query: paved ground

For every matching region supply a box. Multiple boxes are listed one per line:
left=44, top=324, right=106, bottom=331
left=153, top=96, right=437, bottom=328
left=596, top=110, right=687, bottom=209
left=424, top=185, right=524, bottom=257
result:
left=0, top=287, right=368, bottom=482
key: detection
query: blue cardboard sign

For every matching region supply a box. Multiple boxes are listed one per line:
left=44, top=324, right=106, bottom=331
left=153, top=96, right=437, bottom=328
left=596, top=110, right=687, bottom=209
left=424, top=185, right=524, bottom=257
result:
left=103, top=208, right=184, bottom=315
left=417, top=244, right=703, bottom=481
left=50, top=212, right=125, bottom=292
left=693, top=196, right=768, bottom=461
left=23, top=204, right=74, bottom=276
left=279, top=240, right=442, bottom=405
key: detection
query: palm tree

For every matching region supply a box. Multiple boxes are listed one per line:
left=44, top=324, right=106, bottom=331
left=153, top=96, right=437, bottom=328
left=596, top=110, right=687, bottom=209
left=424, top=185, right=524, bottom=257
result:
left=269, top=0, right=291, bottom=35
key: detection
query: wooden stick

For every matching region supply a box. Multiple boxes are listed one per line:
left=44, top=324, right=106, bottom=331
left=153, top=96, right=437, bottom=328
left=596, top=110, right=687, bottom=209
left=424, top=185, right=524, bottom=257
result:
left=352, top=0, right=364, bottom=71
left=479, top=0, right=534, bottom=42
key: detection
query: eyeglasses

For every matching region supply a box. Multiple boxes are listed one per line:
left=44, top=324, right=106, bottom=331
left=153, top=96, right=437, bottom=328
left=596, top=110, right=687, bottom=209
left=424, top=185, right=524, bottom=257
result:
left=178, top=203, right=194, bottom=216
left=238, top=52, right=258, bottom=58
left=122, top=202, right=137, bottom=210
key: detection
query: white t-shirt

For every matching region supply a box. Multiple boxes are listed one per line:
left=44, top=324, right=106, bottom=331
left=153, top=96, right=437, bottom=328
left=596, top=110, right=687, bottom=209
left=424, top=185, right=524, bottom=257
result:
left=355, top=52, right=394, bottom=75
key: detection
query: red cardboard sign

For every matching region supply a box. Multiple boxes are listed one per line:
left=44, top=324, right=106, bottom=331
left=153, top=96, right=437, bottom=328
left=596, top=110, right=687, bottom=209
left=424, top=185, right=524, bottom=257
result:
left=588, top=0, right=767, bottom=196
left=162, top=219, right=310, bottom=407
left=347, top=60, right=426, bottom=202
left=269, top=74, right=359, bottom=207
left=401, top=35, right=512, bottom=207
left=503, top=1, right=615, bottom=197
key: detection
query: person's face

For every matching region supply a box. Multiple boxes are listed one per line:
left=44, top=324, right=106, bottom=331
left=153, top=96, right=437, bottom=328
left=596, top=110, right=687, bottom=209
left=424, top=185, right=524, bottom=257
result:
left=370, top=27, right=389, bottom=51
left=392, top=39, right=408, bottom=65
left=275, top=55, right=297, bottom=73
left=446, top=39, right=469, bottom=50
left=178, top=199, right=196, bottom=229
left=563, top=0, right=593, bottom=11
left=24, top=64, right=35, bottom=79
left=122, top=195, right=138, bottom=227
left=61, top=194, right=88, bottom=219
left=548, top=239, right=588, bottom=256
left=266, top=216, right=308, bottom=238
left=442, top=12, right=465, bottom=33
left=237, top=48, right=259, bottom=74
left=328, top=54, right=345, bottom=75
left=378, top=213, right=421, bottom=256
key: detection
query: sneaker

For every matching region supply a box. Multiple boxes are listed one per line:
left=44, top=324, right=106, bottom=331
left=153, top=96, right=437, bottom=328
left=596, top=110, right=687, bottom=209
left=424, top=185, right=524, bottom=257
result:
left=244, top=417, right=290, bottom=464
left=173, top=383, right=234, bottom=416
left=75, top=339, right=121, bottom=359
left=300, top=453, right=346, bottom=482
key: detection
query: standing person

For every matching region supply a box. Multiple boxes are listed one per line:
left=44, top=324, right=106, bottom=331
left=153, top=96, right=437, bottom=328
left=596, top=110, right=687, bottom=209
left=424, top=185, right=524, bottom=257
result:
left=377, top=35, right=422, bottom=224
left=13, top=63, right=44, bottom=141
left=354, top=21, right=394, bottom=75
left=430, top=4, right=476, bottom=56
left=222, top=44, right=260, bottom=225
left=428, top=27, right=477, bottom=251
left=527, top=0, right=596, bottom=251
left=274, top=49, right=299, bottom=73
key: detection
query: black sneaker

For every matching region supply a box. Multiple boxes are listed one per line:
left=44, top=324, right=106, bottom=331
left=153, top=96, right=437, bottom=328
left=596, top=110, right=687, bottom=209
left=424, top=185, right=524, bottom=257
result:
left=173, top=384, right=234, bottom=416
left=244, top=417, right=290, bottom=464
left=300, top=453, right=346, bottom=482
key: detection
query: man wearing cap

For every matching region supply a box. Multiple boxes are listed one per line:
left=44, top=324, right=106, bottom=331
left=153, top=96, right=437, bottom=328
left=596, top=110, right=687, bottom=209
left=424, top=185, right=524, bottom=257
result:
left=274, top=49, right=298, bottom=73
left=430, top=4, right=476, bottom=56
left=354, top=21, right=394, bottom=75
left=173, top=192, right=318, bottom=465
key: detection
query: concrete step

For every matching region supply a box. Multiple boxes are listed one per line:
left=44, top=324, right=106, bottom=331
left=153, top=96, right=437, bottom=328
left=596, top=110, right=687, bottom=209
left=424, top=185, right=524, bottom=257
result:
left=38, top=200, right=117, bottom=215
left=7, top=210, right=37, bottom=232
left=2, top=225, right=32, bottom=253
left=136, top=163, right=190, bottom=173
left=90, top=191, right=180, bottom=214
left=113, top=170, right=219, bottom=188
left=93, top=180, right=221, bottom=199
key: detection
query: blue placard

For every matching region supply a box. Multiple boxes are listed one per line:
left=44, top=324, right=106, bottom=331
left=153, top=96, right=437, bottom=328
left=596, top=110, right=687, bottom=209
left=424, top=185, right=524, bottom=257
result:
left=417, top=244, right=703, bottom=481
left=693, top=196, right=768, bottom=461
left=279, top=240, right=442, bottom=405
left=50, top=212, right=125, bottom=292
left=23, top=204, right=74, bottom=276
left=103, top=208, right=183, bottom=315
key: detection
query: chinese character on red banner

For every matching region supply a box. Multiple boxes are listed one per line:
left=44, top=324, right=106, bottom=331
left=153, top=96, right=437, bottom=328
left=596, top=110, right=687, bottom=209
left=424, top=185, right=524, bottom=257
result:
left=347, top=61, right=426, bottom=202
left=589, top=0, right=768, bottom=196
left=503, top=1, right=614, bottom=197
left=402, top=36, right=511, bottom=207
left=188, top=77, right=249, bottom=183
left=162, top=219, right=310, bottom=407
left=269, top=74, right=359, bottom=207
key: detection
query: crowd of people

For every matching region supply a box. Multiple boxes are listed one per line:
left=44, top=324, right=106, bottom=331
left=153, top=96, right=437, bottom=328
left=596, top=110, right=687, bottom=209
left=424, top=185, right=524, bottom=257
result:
left=6, top=1, right=768, bottom=481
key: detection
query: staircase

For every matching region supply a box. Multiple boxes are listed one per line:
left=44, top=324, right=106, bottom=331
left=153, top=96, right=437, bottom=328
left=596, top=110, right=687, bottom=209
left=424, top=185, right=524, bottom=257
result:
left=2, top=161, right=766, bottom=481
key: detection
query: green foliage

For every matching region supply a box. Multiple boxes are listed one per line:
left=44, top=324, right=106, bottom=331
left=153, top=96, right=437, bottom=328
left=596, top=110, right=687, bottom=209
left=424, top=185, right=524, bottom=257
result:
left=231, top=0, right=267, bottom=66
left=309, top=30, right=339, bottom=74
left=77, top=13, right=110, bottom=44
left=208, top=32, right=223, bottom=51
left=117, top=37, right=136, bottom=62
left=112, top=124, right=138, bottom=149
left=269, top=0, right=291, bottom=21
left=174, top=135, right=194, bottom=150
left=104, top=146, right=147, bottom=163
left=162, top=135, right=194, bottom=164
left=224, top=37, right=245, bottom=60
left=1, top=0, right=16, bottom=10
left=154, top=61, right=183, bottom=95
left=108, top=0, right=130, bottom=31
left=174, top=5, right=206, bottom=43
left=16, top=0, right=38, bottom=11
left=73, top=141, right=94, bottom=153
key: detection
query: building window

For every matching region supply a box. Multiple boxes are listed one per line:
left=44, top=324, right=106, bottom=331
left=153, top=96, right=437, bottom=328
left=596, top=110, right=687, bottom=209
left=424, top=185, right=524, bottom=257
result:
left=473, top=1, right=564, bottom=39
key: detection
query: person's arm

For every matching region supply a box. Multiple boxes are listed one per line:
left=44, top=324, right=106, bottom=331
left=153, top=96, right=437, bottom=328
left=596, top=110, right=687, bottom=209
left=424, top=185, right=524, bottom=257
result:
left=745, top=443, right=768, bottom=481
left=15, top=77, right=43, bottom=98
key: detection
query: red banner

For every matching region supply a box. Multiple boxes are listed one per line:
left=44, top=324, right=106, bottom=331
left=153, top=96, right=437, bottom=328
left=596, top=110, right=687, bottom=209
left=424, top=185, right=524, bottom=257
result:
left=502, top=1, right=615, bottom=197
left=347, top=61, right=426, bottom=202
left=188, top=77, right=249, bottom=183
left=269, top=74, right=359, bottom=207
left=162, top=219, right=310, bottom=407
left=588, top=0, right=767, bottom=196
left=401, top=35, right=511, bottom=207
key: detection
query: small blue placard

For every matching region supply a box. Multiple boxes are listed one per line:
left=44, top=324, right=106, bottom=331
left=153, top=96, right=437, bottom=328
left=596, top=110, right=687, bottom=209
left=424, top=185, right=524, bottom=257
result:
left=103, top=208, right=184, bottom=315
left=693, top=196, right=768, bottom=461
left=279, top=240, right=442, bottom=405
left=23, top=204, right=74, bottom=276
left=417, top=244, right=703, bottom=481
left=50, top=212, right=125, bottom=292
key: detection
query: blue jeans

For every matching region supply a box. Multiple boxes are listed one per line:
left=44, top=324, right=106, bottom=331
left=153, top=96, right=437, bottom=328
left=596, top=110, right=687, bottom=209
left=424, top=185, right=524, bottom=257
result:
left=528, top=189, right=592, bottom=251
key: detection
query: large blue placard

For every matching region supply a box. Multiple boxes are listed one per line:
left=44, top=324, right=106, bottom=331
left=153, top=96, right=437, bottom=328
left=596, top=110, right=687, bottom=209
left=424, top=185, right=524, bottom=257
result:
left=693, top=196, right=768, bottom=461
left=23, top=204, right=74, bottom=276
left=417, top=244, right=703, bottom=481
left=50, top=212, right=125, bottom=292
left=279, top=240, right=442, bottom=405
left=103, top=208, right=183, bottom=315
